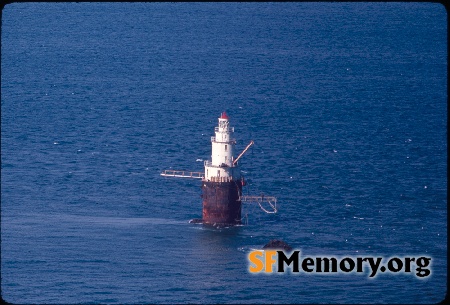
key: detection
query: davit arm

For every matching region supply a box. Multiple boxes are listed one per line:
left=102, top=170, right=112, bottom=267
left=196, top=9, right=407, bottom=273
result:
left=233, top=140, right=254, bottom=166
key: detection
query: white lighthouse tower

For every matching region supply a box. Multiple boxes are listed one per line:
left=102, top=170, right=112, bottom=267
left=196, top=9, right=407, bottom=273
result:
left=204, top=112, right=239, bottom=183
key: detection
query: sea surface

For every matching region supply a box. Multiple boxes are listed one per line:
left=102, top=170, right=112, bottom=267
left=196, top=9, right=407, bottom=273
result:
left=1, top=2, right=447, bottom=304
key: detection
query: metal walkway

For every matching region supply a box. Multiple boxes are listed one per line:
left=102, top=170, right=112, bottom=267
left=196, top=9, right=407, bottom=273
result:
left=240, top=195, right=278, bottom=214
left=160, top=169, right=204, bottom=179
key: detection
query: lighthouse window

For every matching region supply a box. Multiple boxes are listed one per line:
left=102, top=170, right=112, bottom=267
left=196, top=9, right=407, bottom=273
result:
left=225, top=144, right=228, bottom=151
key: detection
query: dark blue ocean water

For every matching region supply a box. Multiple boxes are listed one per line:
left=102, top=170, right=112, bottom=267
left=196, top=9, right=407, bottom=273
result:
left=1, top=2, right=447, bottom=304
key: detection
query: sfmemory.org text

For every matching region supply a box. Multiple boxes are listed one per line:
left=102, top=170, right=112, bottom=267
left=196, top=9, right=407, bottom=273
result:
left=248, top=250, right=431, bottom=278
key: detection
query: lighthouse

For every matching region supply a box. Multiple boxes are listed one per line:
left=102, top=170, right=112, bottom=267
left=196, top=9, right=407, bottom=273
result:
left=202, top=112, right=245, bottom=225
left=160, top=112, right=276, bottom=226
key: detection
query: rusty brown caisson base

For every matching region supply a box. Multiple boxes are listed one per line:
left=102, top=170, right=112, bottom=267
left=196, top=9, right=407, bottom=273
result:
left=201, top=180, right=243, bottom=225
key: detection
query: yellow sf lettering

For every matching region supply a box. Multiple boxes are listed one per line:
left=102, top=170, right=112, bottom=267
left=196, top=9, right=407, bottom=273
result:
left=248, top=250, right=278, bottom=273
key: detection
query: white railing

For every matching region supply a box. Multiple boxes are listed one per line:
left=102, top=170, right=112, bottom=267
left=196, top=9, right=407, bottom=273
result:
left=215, top=126, right=234, bottom=132
left=211, top=136, right=236, bottom=144
left=209, top=176, right=233, bottom=183
left=160, top=170, right=204, bottom=179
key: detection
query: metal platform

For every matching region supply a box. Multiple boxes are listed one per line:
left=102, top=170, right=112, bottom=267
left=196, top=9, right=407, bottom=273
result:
left=240, top=195, right=277, bottom=203
left=160, top=170, right=204, bottom=179
left=239, top=195, right=278, bottom=214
